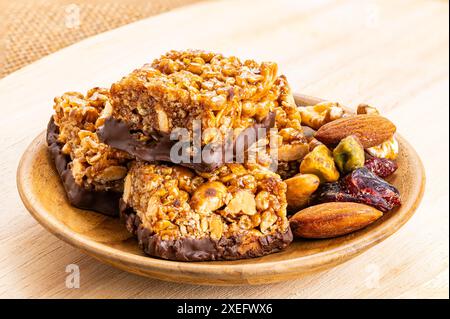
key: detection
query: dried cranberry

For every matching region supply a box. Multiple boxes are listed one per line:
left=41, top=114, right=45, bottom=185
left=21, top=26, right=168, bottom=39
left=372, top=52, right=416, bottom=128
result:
left=343, top=167, right=401, bottom=211
left=314, top=167, right=401, bottom=212
left=313, top=182, right=355, bottom=203
left=364, top=157, right=398, bottom=178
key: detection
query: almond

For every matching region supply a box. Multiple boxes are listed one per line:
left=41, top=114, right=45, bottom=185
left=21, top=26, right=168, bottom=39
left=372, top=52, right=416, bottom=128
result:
left=289, top=202, right=383, bottom=239
left=314, top=115, right=396, bottom=148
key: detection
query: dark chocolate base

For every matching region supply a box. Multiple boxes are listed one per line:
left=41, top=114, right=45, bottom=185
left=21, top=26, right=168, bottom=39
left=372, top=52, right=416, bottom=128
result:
left=97, top=112, right=276, bottom=173
left=46, top=118, right=121, bottom=217
left=120, top=200, right=293, bottom=262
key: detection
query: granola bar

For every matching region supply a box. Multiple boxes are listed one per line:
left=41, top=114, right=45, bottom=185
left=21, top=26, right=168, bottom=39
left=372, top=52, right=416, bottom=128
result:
left=48, top=88, right=132, bottom=216
left=98, top=50, right=308, bottom=172
left=121, top=161, right=292, bottom=261
left=52, top=88, right=131, bottom=192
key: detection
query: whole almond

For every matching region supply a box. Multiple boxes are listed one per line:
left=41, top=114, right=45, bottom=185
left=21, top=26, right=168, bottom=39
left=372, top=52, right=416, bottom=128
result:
left=289, top=202, right=383, bottom=239
left=314, top=115, right=396, bottom=148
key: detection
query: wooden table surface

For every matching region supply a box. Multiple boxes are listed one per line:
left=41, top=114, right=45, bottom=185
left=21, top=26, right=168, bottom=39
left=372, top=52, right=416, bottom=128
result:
left=0, top=0, right=448, bottom=298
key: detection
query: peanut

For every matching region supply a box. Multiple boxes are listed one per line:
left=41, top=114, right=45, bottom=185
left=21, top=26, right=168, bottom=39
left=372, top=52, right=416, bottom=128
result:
left=285, top=174, right=320, bottom=210
left=190, top=181, right=228, bottom=214
left=225, top=190, right=257, bottom=216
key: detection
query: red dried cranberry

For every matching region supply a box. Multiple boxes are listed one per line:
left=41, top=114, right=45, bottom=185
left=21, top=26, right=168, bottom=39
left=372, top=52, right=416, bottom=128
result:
left=314, top=167, right=401, bottom=212
left=343, top=167, right=401, bottom=211
left=364, top=157, right=398, bottom=178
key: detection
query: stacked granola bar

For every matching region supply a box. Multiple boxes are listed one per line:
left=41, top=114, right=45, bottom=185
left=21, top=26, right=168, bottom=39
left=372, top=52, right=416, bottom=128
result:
left=48, top=50, right=311, bottom=260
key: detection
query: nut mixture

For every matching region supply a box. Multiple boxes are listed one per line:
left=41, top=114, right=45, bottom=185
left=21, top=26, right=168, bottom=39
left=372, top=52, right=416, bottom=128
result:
left=286, top=100, right=402, bottom=237
left=123, top=162, right=289, bottom=241
left=53, top=88, right=131, bottom=191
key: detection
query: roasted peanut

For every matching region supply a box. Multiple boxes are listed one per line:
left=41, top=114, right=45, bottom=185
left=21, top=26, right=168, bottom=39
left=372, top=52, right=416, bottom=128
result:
left=333, top=135, right=365, bottom=173
left=255, top=191, right=270, bottom=211
left=209, top=214, right=223, bottom=240
left=155, top=105, right=170, bottom=133
left=300, top=145, right=340, bottom=183
left=190, top=181, right=228, bottom=213
left=225, top=190, right=257, bottom=216
left=123, top=174, right=132, bottom=203
left=285, top=174, right=320, bottom=210
left=95, top=100, right=113, bottom=128
left=96, top=165, right=128, bottom=182
left=260, top=210, right=277, bottom=233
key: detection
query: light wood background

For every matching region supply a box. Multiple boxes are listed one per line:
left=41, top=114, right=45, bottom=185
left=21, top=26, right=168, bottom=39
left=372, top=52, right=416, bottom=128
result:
left=0, top=0, right=448, bottom=298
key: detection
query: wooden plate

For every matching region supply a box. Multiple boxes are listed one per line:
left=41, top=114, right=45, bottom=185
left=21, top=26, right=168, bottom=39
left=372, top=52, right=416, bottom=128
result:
left=16, top=94, right=425, bottom=285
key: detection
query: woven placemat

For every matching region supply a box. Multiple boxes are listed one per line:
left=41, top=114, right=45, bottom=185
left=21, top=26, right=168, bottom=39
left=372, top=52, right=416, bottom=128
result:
left=0, top=0, right=202, bottom=78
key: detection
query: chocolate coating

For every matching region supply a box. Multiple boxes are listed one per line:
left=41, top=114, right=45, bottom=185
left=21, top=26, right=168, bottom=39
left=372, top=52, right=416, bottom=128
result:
left=97, top=112, right=276, bottom=173
left=120, top=200, right=293, bottom=262
left=46, top=118, right=121, bottom=217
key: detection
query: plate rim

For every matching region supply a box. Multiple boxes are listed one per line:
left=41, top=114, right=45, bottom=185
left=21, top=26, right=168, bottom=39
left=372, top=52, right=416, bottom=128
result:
left=16, top=96, right=426, bottom=283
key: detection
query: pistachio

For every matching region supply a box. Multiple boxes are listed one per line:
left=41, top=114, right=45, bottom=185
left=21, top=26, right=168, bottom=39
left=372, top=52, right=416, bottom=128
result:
left=300, top=145, right=340, bottom=183
left=333, top=135, right=365, bottom=173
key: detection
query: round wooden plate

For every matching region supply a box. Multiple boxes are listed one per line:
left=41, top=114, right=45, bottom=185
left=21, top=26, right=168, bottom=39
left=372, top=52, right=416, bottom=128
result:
left=17, top=95, right=425, bottom=286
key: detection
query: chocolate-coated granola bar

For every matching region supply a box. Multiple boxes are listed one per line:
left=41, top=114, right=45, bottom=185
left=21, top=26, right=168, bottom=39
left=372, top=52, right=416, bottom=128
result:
left=121, top=161, right=292, bottom=261
left=98, top=50, right=308, bottom=172
left=48, top=88, right=132, bottom=216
